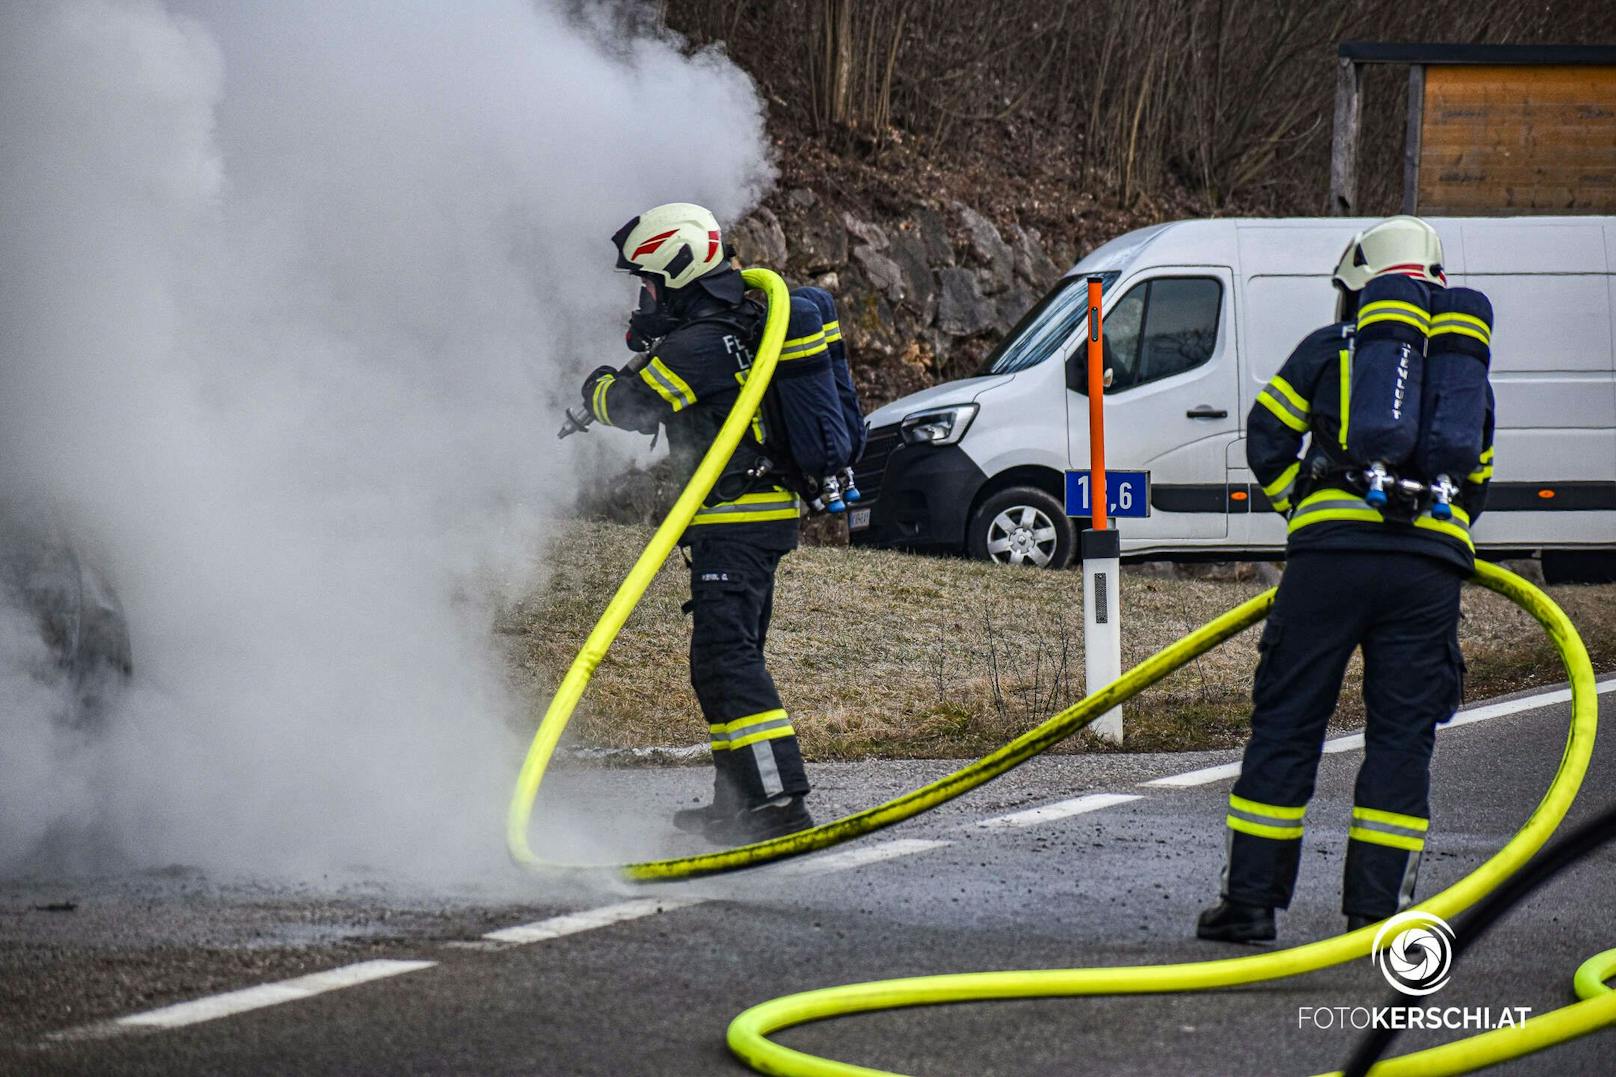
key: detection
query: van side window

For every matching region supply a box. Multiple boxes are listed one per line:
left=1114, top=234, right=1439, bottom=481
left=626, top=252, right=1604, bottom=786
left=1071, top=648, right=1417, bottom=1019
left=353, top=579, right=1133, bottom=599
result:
left=1072, top=277, right=1223, bottom=394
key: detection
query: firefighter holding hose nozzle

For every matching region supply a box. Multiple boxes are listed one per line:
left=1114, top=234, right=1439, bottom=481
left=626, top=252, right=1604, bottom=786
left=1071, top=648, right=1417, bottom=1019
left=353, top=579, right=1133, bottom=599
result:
left=573, top=203, right=866, bottom=845
left=1198, top=216, right=1497, bottom=942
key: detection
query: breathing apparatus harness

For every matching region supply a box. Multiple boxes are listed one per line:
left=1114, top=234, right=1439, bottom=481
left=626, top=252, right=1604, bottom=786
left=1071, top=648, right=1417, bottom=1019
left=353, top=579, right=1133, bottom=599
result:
left=1302, top=441, right=1463, bottom=528
left=680, top=295, right=864, bottom=515
left=1298, top=307, right=1473, bottom=525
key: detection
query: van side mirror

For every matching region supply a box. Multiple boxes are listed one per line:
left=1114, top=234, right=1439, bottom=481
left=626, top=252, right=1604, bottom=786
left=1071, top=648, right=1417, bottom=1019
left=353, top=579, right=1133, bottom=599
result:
left=1066, top=356, right=1117, bottom=393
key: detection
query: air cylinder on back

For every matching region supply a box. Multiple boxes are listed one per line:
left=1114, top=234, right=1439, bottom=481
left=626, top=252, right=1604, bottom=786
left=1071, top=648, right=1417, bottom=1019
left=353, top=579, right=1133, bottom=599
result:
left=772, top=293, right=855, bottom=510
left=1417, top=287, right=1493, bottom=519
left=792, top=286, right=867, bottom=502
left=1348, top=275, right=1430, bottom=504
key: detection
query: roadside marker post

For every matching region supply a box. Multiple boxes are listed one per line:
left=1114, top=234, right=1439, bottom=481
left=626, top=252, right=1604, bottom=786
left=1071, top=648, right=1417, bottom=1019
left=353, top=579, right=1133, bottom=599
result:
left=1081, top=274, right=1123, bottom=743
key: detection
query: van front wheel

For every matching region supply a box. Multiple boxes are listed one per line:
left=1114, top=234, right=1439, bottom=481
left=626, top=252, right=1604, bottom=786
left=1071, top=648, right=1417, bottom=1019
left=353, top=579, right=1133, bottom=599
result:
left=967, top=487, right=1075, bottom=569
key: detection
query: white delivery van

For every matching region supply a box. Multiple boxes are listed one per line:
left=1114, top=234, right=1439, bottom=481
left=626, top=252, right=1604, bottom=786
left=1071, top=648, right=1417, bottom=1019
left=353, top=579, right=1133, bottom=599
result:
left=847, top=217, right=1616, bottom=582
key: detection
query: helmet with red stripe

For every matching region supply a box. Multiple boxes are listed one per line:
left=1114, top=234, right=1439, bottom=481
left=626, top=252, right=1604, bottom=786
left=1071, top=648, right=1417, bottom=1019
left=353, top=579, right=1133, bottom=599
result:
left=1332, top=215, right=1445, bottom=321
left=1332, top=215, right=1446, bottom=293
left=611, top=203, right=726, bottom=290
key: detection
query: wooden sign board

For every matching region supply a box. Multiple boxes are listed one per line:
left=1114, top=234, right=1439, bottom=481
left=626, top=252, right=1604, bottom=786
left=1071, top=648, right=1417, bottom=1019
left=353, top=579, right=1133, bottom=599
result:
left=1416, top=65, right=1616, bottom=214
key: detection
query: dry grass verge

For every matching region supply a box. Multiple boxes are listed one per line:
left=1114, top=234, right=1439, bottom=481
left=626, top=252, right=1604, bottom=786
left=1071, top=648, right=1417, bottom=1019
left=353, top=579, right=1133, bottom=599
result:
left=501, top=521, right=1616, bottom=760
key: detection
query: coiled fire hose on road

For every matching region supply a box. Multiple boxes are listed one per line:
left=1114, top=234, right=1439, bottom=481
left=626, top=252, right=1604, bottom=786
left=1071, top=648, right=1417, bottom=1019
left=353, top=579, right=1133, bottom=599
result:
left=724, top=559, right=1607, bottom=1076
left=507, top=266, right=1611, bottom=1073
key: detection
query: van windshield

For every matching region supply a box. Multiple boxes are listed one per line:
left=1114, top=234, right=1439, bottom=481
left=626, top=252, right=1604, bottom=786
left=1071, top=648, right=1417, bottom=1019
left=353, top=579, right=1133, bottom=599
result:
left=976, top=272, right=1119, bottom=377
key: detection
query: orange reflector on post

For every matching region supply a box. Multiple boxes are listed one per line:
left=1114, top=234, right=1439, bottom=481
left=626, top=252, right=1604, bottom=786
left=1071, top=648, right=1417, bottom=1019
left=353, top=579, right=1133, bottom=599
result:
left=1231, top=490, right=1249, bottom=502
left=1086, top=275, right=1108, bottom=532
left=1539, top=489, right=1556, bottom=500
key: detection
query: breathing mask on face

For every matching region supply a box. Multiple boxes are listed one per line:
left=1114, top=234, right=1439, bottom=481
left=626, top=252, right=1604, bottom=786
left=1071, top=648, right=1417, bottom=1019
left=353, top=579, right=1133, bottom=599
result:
left=625, top=278, right=679, bottom=352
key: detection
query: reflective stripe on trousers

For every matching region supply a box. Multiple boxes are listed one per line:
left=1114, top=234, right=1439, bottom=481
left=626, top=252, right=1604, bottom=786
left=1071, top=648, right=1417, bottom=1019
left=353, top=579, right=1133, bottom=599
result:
left=1348, top=805, right=1428, bottom=852
left=710, top=708, right=796, bottom=753
left=1225, top=793, right=1306, bottom=841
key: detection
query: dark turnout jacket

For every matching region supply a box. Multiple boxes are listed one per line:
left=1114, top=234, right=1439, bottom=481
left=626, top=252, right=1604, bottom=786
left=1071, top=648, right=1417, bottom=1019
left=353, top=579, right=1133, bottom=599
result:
left=589, top=287, right=824, bottom=549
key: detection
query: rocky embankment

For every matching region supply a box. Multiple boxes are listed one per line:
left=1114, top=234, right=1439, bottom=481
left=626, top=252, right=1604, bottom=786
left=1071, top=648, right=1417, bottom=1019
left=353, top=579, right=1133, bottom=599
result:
left=729, top=190, right=1070, bottom=406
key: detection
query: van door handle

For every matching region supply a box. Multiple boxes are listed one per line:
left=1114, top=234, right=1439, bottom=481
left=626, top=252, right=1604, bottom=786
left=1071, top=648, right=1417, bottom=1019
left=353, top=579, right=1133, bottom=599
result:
left=1186, top=406, right=1228, bottom=419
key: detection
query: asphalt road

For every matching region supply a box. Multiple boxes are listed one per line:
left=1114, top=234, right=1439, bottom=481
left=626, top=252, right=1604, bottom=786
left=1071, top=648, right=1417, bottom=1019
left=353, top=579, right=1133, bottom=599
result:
left=3, top=679, right=1613, bottom=1076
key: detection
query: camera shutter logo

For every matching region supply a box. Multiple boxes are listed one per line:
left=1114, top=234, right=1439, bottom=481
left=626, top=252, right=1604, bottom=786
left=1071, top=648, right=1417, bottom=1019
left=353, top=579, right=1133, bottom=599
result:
left=1372, top=910, right=1456, bottom=996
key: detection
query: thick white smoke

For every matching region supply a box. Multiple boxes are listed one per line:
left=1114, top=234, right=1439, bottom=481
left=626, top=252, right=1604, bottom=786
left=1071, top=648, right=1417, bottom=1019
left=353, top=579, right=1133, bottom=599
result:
left=0, top=0, right=773, bottom=878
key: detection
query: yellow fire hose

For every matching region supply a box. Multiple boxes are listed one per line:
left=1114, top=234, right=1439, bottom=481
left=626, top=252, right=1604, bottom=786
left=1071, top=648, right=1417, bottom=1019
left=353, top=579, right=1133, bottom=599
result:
left=507, top=266, right=1612, bottom=1073
left=508, top=265, right=1274, bottom=880
left=721, top=564, right=1609, bottom=1076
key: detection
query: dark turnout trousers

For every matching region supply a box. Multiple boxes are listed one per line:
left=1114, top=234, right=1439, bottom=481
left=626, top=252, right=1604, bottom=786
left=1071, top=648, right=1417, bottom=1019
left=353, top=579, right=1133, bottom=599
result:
left=687, top=532, right=808, bottom=810
left=1223, top=550, right=1465, bottom=918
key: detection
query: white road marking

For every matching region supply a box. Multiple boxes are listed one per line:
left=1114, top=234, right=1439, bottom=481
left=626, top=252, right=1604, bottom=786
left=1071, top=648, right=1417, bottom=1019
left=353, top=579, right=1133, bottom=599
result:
left=1141, top=760, right=1241, bottom=788
left=777, top=838, right=951, bottom=876
left=976, top=793, right=1143, bottom=829
left=482, top=897, right=701, bottom=945
left=113, top=960, right=435, bottom=1031
left=1142, top=677, right=1616, bottom=788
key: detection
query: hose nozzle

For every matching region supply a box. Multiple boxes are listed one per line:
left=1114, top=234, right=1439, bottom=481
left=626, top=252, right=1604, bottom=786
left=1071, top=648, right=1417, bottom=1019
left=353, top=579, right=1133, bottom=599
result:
left=558, top=406, right=593, bottom=440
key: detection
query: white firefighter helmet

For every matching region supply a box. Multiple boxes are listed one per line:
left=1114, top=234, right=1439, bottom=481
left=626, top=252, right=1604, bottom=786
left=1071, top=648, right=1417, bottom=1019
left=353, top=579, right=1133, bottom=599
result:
left=611, top=202, right=726, bottom=290
left=1332, top=215, right=1447, bottom=293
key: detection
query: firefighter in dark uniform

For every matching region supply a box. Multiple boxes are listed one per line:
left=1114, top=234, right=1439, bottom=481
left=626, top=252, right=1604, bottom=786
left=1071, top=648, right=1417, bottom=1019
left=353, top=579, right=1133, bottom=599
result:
left=582, top=202, right=817, bottom=845
left=1198, top=217, right=1496, bottom=941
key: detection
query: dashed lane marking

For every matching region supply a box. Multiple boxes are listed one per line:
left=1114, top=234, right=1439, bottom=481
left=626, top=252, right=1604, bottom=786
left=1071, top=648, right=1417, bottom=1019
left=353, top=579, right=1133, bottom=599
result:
left=482, top=897, right=701, bottom=945
left=775, top=838, right=952, bottom=876
left=1141, top=677, right=1616, bottom=789
left=975, top=793, right=1144, bottom=829
left=480, top=839, right=949, bottom=945
left=1140, top=760, right=1241, bottom=788
left=51, top=839, right=948, bottom=1044
left=57, top=960, right=438, bottom=1037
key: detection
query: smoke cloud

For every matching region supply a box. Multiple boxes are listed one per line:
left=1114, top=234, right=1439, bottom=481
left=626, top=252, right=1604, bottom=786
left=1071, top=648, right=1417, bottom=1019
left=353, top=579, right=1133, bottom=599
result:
left=0, top=0, right=773, bottom=879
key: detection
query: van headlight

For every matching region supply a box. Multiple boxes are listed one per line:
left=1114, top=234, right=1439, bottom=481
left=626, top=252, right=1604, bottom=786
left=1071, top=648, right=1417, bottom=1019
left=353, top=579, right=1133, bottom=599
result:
left=900, top=403, right=978, bottom=446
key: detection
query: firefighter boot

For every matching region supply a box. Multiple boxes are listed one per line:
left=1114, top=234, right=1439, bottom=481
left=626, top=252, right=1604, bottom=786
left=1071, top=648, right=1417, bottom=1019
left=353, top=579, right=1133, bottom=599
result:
left=672, top=802, right=733, bottom=835
left=673, top=778, right=743, bottom=835
left=1196, top=899, right=1277, bottom=943
left=701, top=794, right=814, bottom=846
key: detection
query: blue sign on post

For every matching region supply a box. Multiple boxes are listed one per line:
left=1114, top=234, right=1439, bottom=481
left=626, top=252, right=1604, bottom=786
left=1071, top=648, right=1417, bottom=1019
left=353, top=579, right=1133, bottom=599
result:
left=1065, top=469, right=1150, bottom=519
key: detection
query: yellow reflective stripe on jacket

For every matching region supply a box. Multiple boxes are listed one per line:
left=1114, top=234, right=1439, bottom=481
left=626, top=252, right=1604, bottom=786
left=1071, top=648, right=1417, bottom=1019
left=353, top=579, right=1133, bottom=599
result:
left=779, top=330, right=828, bottom=362
left=1413, top=500, right=1472, bottom=549
left=1289, top=488, right=1384, bottom=530
left=709, top=708, right=795, bottom=751
left=1290, top=488, right=1474, bottom=551
left=822, top=319, right=842, bottom=344
left=1268, top=374, right=1309, bottom=414
left=1337, top=347, right=1352, bottom=451
left=1257, top=375, right=1309, bottom=433
left=590, top=373, right=615, bottom=425
left=1429, top=311, right=1491, bottom=345
left=690, top=488, right=800, bottom=526
left=640, top=356, right=697, bottom=411
left=1467, top=445, right=1495, bottom=483
left=1357, top=299, right=1431, bottom=335
left=1226, top=794, right=1306, bottom=840
left=1349, top=806, right=1429, bottom=851
left=1263, top=462, right=1300, bottom=513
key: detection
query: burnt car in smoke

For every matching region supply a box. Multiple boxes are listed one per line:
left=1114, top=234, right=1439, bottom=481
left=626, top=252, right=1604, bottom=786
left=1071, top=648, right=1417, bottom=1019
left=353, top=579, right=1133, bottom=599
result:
left=1, top=500, right=131, bottom=727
